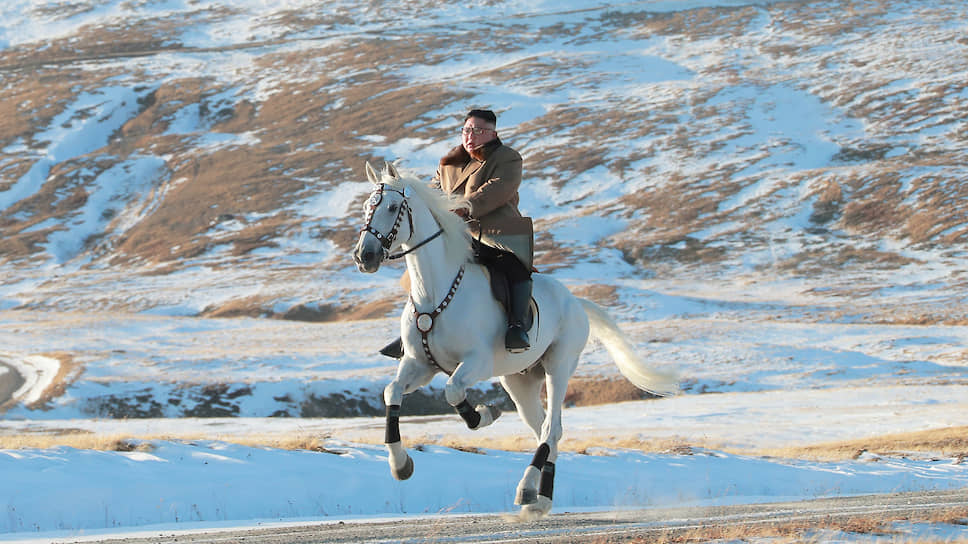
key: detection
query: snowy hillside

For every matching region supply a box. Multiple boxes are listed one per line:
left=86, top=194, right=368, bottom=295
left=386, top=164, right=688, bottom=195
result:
left=1, top=0, right=967, bottom=539
left=0, top=0, right=965, bottom=318
left=0, top=0, right=964, bottom=416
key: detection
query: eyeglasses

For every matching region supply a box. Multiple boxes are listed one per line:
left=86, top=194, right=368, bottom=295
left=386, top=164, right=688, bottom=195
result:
left=460, top=127, right=494, bottom=136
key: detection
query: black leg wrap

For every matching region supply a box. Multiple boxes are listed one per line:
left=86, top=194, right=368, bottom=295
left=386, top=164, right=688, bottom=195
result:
left=385, top=404, right=401, bottom=444
left=530, top=442, right=551, bottom=469
left=456, top=399, right=481, bottom=429
left=539, top=462, right=555, bottom=500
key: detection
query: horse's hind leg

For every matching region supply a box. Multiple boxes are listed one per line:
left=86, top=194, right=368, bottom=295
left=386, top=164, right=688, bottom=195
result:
left=521, top=340, right=583, bottom=518
left=501, top=368, right=547, bottom=506
left=384, top=356, right=436, bottom=480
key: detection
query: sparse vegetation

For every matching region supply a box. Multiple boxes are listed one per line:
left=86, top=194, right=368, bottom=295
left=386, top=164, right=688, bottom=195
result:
left=2, top=0, right=966, bottom=301
left=605, top=514, right=968, bottom=543
left=2, top=0, right=967, bottom=536
left=5, top=425, right=966, bottom=467
left=759, top=426, right=968, bottom=462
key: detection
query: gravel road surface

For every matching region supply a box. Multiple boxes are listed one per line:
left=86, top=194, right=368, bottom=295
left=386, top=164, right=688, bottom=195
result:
left=66, top=488, right=968, bottom=543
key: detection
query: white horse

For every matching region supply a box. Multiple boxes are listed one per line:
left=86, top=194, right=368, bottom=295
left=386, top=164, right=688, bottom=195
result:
left=353, top=162, right=677, bottom=518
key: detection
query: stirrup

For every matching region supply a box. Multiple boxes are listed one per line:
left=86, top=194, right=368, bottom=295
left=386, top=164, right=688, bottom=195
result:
left=505, top=324, right=530, bottom=353
left=380, top=337, right=404, bottom=359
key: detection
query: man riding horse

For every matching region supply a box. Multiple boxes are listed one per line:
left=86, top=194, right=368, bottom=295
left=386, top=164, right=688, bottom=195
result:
left=381, top=109, right=534, bottom=357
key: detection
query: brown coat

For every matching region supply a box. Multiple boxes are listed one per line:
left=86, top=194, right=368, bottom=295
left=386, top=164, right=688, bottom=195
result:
left=435, top=140, right=534, bottom=269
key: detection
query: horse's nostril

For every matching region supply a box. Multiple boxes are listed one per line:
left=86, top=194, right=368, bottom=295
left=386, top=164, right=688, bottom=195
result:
left=355, top=246, right=381, bottom=271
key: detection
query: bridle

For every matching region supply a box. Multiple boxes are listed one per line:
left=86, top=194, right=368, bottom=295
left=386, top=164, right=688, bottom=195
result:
left=360, top=181, right=461, bottom=374
left=359, top=183, right=445, bottom=261
left=360, top=184, right=410, bottom=259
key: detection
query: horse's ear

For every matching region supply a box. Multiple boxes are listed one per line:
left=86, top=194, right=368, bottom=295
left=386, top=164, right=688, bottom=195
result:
left=365, top=162, right=380, bottom=185
left=384, top=161, right=400, bottom=180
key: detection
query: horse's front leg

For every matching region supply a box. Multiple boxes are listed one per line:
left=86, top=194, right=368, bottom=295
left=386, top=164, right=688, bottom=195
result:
left=445, top=354, right=502, bottom=430
left=384, top=354, right=436, bottom=480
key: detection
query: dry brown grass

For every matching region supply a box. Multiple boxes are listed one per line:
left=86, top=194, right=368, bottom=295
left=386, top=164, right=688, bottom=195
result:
left=0, top=431, right=344, bottom=453
left=565, top=376, right=658, bottom=406
left=2, top=0, right=966, bottom=297
left=2, top=0, right=967, bottom=278
left=4, top=425, right=968, bottom=481
left=567, top=284, right=620, bottom=307
left=0, top=432, right=157, bottom=452
left=417, top=425, right=968, bottom=461
left=758, top=426, right=968, bottom=462
left=197, top=297, right=398, bottom=321
left=925, top=506, right=968, bottom=526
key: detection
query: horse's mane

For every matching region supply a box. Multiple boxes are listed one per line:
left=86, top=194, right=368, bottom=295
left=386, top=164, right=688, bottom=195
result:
left=382, top=168, right=472, bottom=267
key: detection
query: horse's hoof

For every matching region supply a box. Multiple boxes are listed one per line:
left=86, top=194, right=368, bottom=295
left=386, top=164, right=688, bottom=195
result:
left=480, top=404, right=501, bottom=427
left=469, top=404, right=502, bottom=430
left=520, top=496, right=552, bottom=519
left=391, top=455, right=414, bottom=481
left=515, top=487, right=537, bottom=505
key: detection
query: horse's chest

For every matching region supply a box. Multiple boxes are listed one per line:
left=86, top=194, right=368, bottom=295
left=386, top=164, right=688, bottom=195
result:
left=407, top=318, right=466, bottom=374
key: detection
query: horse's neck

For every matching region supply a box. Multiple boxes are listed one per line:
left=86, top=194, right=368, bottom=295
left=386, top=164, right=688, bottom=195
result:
left=403, top=203, right=462, bottom=307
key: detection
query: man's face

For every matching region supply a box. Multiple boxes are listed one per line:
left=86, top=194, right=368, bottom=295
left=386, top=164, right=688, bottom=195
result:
left=461, top=116, right=497, bottom=155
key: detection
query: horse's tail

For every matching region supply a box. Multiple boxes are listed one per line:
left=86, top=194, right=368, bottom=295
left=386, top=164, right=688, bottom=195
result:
left=578, top=298, right=679, bottom=397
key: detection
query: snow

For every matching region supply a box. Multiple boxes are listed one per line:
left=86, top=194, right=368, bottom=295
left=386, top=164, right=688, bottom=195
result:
left=1, top=308, right=968, bottom=540
left=2, top=439, right=967, bottom=542
left=1, top=355, right=59, bottom=406
left=0, top=0, right=967, bottom=541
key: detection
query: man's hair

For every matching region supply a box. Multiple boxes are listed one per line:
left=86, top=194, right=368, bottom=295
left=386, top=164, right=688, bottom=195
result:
left=465, top=109, right=497, bottom=126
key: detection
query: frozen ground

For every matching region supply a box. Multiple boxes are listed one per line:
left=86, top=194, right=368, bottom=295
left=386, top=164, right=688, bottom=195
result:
left=1, top=301, right=968, bottom=540
left=0, top=0, right=967, bottom=541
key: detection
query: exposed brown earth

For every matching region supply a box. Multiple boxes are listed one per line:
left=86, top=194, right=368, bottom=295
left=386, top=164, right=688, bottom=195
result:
left=0, top=0, right=964, bottom=281
left=1, top=0, right=966, bottom=423
left=26, top=371, right=657, bottom=419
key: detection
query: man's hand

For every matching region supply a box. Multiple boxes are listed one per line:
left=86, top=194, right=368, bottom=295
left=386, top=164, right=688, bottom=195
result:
left=453, top=207, right=469, bottom=218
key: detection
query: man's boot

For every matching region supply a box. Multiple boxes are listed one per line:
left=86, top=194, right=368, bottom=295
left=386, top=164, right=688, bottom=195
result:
left=380, top=337, right=404, bottom=359
left=505, top=279, right=532, bottom=353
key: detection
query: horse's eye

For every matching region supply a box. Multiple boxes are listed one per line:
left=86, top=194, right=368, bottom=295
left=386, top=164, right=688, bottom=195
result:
left=387, top=203, right=398, bottom=213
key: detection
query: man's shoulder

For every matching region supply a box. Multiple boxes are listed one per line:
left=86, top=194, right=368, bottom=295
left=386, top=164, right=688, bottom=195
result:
left=491, top=144, right=522, bottom=163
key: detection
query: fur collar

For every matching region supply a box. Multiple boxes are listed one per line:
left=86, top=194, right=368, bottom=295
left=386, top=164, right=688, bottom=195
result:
left=439, top=137, right=503, bottom=167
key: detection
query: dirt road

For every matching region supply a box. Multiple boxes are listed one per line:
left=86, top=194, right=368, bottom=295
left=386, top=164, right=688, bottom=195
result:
left=68, top=488, right=968, bottom=543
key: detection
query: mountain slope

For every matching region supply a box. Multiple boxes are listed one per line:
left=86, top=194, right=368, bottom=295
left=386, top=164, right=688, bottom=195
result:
left=0, top=0, right=965, bottom=323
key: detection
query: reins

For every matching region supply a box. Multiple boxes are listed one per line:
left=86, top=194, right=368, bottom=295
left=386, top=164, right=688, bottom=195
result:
left=387, top=228, right=443, bottom=260
left=360, top=181, right=464, bottom=375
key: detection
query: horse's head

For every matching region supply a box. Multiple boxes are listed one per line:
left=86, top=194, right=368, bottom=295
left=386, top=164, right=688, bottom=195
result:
left=353, top=161, right=412, bottom=273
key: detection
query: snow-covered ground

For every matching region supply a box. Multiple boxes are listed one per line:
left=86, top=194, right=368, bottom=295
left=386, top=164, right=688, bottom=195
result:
left=1, top=305, right=967, bottom=541
left=3, top=430, right=968, bottom=543
left=1, top=0, right=967, bottom=541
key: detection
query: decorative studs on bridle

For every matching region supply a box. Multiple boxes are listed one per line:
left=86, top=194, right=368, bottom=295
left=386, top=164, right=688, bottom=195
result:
left=360, top=183, right=443, bottom=261
left=360, top=181, right=461, bottom=374
left=360, top=183, right=411, bottom=261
